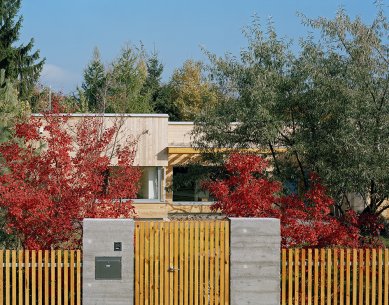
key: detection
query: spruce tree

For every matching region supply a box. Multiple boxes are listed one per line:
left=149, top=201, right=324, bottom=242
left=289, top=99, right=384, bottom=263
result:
left=0, top=0, right=45, bottom=100
left=142, top=51, right=163, bottom=103
left=82, top=47, right=106, bottom=111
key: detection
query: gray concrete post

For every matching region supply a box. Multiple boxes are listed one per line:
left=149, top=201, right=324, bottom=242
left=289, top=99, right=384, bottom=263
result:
left=230, top=218, right=281, bottom=305
left=83, top=218, right=134, bottom=305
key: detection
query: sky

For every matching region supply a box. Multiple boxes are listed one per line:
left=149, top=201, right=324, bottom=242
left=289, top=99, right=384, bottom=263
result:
left=18, top=0, right=387, bottom=93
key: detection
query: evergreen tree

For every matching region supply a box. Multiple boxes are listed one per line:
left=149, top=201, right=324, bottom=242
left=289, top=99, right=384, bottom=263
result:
left=106, top=45, right=152, bottom=113
left=0, top=69, right=30, bottom=143
left=82, top=47, right=106, bottom=111
left=142, top=51, right=163, bottom=103
left=153, top=84, right=181, bottom=120
left=0, top=0, right=44, bottom=100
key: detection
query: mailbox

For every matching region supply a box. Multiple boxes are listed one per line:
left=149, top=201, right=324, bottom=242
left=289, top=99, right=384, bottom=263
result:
left=95, top=256, right=122, bottom=280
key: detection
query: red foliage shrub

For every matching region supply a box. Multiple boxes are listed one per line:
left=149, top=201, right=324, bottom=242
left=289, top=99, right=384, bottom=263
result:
left=0, top=110, right=141, bottom=249
left=205, top=153, right=380, bottom=248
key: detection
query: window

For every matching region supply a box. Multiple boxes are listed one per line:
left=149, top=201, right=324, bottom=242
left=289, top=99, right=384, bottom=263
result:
left=172, top=166, right=216, bottom=203
left=136, top=167, right=163, bottom=201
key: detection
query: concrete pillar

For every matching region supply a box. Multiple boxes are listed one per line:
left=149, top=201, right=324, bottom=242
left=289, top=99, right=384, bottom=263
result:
left=230, top=218, right=281, bottom=305
left=83, top=219, right=134, bottom=305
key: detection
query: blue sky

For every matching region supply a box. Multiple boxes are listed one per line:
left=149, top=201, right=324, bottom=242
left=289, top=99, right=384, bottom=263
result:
left=19, top=0, right=386, bottom=93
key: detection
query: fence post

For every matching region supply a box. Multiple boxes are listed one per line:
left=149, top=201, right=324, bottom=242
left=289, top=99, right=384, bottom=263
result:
left=83, top=218, right=134, bottom=305
left=229, top=217, right=281, bottom=305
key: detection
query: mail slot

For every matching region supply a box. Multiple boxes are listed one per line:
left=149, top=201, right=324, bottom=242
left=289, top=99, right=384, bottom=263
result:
left=95, top=256, right=122, bottom=280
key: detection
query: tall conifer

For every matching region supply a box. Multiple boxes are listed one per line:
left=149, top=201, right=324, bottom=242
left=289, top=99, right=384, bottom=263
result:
left=0, top=0, right=44, bottom=100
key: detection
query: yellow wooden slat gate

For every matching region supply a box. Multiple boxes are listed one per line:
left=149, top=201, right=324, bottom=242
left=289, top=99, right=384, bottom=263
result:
left=135, top=220, right=230, bottom=305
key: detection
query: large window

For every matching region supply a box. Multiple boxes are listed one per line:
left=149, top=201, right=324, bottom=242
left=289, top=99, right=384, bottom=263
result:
left=172, top=166, right=216, bottom=203
left=136, top=167, right=162, bottom=201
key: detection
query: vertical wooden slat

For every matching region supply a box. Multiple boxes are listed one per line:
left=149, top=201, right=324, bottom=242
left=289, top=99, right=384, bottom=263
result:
left=194, top=222, right=199, bottom=305
left=209, top=222, right=215, bottom=305
left=359, top=249, right=364, bottom=305
left=6, top=250, right=10, bottom=305
left=219, top=221, right=225, bottom=305
left=155, top=222, right=160, bottom=305
left=353, top=249, right=357, bottom=305
left=169, top=222, right=174, bottom=305
left=224, top=221, right=230, bottom=305
left=378, top=249, right=382, bottom=305
left=308, top=249, right=313, bottom=305
left=327, top=249, right=332, bottom=305
left=366, top=249, right=370, bottom=305
left=372, top=249, right=376, bottom=305
left=140, top=222, right=145, bottom=305
left=44, top=251, right=49, bottom=305
left=25, top=250, right=30, bottom=305
left=179, top=222, right=184, bottom=305
left=334, top=249, right=338, bottom=305
left=346, top=249, right=350, bottom=305
left=70, top=250, right=75, bottom=305
left=145, top=222, right=150, bottom=305
left=340, top=249, right=345, bottom=305
left=302, top=249, right=306, bottom=305
left=282, top=249, right=287, bottom=305
left=204, top=222, right=209, bottom=305
left=18, top=250, right=23, bottom=305
left=135, top=223, right=140, bottom=305
left=164, top=221, right=169, bottom=305
left=384, top=249, right=388, bottom=305
left=38, top=251, right=42, bottom=305
left=0, top=250, right=3, bottom=305
left=150, top=222, right=155, bottom=305
left=32, top=251, right=36, bottom=305
left=184, top=221, right=189, bottom=305
left=214, top=221, right=220, bottom=305
left=51, top=250, right=55, bottom=305
left=189, top=222, right=194, bottom=305
left=289, top=249, right=293, bottom=305
left=321, top=249, right=325, bottom=305
left=12, top=250, right=16, bottom=305
left=174, top=222, right=179, bottom=305
left=57, top=250, right=62, bottom=305
left=159, top=222, right=164, bottom=305
left=64, top=251, right=68, bottom=305
left=76, top=250, right=81, bottom=305
left=295, top=248, right=300, bottom=305
left=199, top=222, right=204, bottom=305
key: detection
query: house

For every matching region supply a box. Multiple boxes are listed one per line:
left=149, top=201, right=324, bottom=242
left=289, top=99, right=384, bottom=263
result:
left=33, top=113, right=218, bottom=219
left=33, top=113, right=389, bottom=220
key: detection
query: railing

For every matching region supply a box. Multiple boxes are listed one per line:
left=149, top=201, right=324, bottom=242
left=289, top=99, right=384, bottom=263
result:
left=281, top=248, right=389, bottom=305
left=0, top=250, right=82, bottom=305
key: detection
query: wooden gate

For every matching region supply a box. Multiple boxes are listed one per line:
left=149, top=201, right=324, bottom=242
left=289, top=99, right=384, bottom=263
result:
left=134, top=220, right=230, bottom=305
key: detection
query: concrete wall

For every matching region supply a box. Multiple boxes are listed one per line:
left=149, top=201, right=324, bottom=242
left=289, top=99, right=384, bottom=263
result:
left=230, top=218, right=281, bottom=305
left=83, top=218, right=281, bottom=305
left=83, top=219, right=134, bottom=305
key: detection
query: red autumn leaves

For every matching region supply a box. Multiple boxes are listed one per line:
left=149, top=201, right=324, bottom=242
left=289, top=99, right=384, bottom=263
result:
left=205, top=153, right=382, bottom=248
left=0, top=113, right=141, bottom=249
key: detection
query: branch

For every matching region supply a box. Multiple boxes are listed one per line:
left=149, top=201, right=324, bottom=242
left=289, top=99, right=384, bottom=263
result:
left=268, top=142, right=281, bottom=176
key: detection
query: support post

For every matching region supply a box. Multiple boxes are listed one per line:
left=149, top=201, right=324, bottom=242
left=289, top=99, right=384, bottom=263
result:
left=83, top=218, right=134, bottom=305
left=230, top=218, right=281, bottom=305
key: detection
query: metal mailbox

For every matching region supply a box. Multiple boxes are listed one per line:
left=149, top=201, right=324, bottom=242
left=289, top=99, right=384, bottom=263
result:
left=95, top=256, right=122, bottom=280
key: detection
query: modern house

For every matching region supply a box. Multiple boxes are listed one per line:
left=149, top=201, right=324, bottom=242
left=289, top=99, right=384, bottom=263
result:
left=33, top=113, right=389, bottom=220
left=34, top=113, right=218, bottom=219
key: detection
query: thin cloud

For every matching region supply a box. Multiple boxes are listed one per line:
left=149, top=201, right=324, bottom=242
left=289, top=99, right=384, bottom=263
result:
left=40, top=63, right=80, bottom=93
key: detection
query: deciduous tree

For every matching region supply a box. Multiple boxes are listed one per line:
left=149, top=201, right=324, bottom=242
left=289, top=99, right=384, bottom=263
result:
left=205, top=153, right=379, bottom=248
left=0, top=104, right=141, bottom=249
left=193, top=8, right=389, bottom=227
